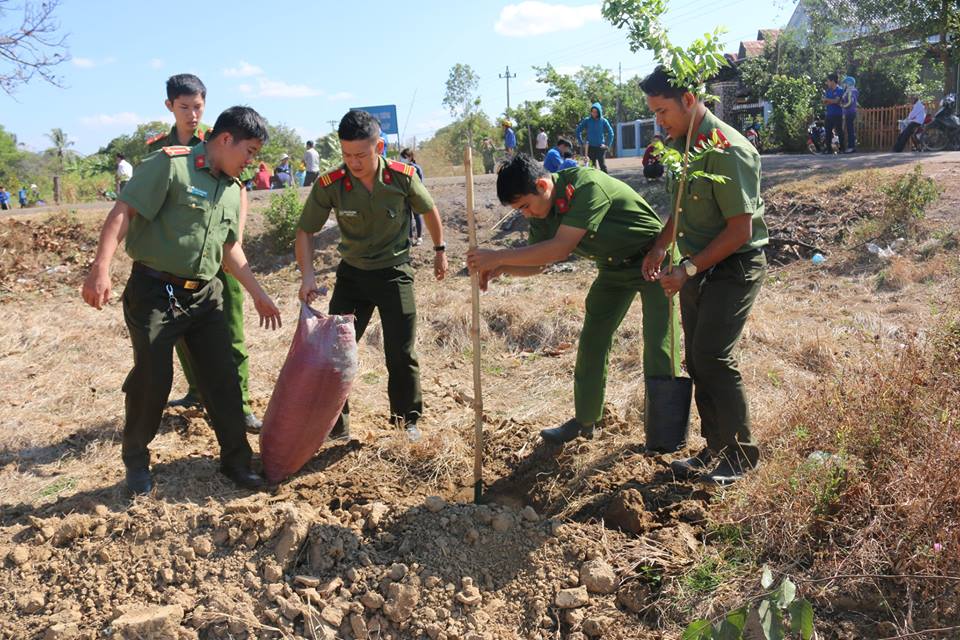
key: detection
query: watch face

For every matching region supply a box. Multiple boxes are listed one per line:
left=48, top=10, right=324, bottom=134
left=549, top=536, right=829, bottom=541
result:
left=684, top=260, right=697, bottom=276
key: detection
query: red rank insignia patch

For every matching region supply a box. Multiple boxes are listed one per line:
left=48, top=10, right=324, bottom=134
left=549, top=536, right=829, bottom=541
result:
left=343, top=176, right=353, bottom=192
left=382, top=168, right=393, bottom=185
left=565, top=184, right=575, bottom=200
left=195, top=155, right=206, bottom=169
left=556, top=198, right=569, bottom=214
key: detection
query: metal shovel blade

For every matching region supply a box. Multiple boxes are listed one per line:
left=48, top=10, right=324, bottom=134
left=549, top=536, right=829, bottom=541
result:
left=643, top=376, right=693, bottom=453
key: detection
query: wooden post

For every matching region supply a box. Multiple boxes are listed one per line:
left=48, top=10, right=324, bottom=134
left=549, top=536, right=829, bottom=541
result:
left=464, top=144, right=484, bottom=503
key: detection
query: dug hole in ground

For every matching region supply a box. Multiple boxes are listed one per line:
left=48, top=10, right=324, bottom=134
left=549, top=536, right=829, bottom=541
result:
left=0, top=154, right=958, bottom=639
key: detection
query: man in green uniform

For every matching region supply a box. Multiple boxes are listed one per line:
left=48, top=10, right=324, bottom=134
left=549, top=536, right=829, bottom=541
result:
left=149, top=74, right=262, bottom=433
left=466, top=154, right=679, bottom=443
left=640, top=66, right=768, bottom=485
left=81, top=106, right=282, bottom=494
left=295, top=110, right=448, bottom=442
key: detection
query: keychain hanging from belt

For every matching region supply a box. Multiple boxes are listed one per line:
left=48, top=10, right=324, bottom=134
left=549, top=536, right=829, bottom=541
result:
left=165, top=284, right=188, bottom=318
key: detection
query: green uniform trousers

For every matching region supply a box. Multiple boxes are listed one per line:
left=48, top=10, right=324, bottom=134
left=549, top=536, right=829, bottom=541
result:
left=574, top=264, right=680, bottom=425
left=329, top=261, right=422, bottom=430
left=679, top=249, right=766, bottom=465
left=121, top=270, right=252, bottom=470
left=174, top=269, right=251, bottom=414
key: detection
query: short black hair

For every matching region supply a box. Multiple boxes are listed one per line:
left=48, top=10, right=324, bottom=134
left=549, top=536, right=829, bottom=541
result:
left=209, top=106, right=270, bottom=144
left=496, top=153, right=549, bottom=205
left=827, top=73, right=839, bottom=83
left=116, top=153, right=125, bottom=160
left=338, top=110, right=380, bottom=141
left=166, top=74, right=207, bottom=101
left=306, top=140, right=314, bottom=148
left=640, top=66, right=688, bottom=101
left=556, top=137, right=572, bottom=149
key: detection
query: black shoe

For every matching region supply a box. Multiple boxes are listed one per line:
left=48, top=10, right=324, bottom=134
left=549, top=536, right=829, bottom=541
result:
left=328, top=419, right=350, bottom=441
left=244, top=413, right=262, bottom=434
left=703, top=455, right=755, bottom=486
left=125, top=466, right=153, bottom=495
left=167, top=393, right=201, bottom=409
left=221, top=465, right=266, bottom=490
left=540, top=419, right=594, bottom=444
left=670, top=447, right=715, bottom=480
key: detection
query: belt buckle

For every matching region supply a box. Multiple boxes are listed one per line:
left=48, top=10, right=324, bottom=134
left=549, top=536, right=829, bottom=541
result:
left=183, top=280, right=199, bottom=290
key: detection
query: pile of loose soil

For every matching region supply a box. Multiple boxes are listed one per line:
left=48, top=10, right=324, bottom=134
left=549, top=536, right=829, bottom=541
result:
left=0, top=214, right=99, bottom=297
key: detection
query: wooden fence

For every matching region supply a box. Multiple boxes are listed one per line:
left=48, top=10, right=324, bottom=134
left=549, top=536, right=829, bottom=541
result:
left=854, top=103, right=936, bottom=151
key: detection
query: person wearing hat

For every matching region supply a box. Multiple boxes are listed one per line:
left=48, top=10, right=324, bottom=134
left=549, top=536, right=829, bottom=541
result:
left=274, top=154, right=293, bottom=188
left=841, top=76, right=858, bottom=154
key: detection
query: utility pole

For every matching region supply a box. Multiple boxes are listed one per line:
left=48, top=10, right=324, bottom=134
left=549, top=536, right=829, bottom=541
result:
left=499, top=65, right=517, bottom=112
left=327, top=120, right=338, bottom=132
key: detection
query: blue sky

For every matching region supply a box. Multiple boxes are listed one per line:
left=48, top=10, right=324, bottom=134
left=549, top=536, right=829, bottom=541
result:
left=3, top=0, right=797, bottom=155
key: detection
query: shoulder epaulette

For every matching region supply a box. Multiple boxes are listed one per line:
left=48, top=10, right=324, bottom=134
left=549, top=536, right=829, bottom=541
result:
left=162, top=146, right=192, bottom=157
left=146, top=132, right=167, bottom=145
left=318, top=167, right=346, bottom=187
left=196, top=124, right=211, bottom=141
left=387, top=160, right=416, bottom=178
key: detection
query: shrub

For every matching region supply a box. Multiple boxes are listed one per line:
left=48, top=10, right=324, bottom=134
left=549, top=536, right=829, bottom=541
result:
left=767, top=75, right=817, bottom=153
left=262, top=186, right=303, bottom=251
left=880, top=164, right=941, bottom=239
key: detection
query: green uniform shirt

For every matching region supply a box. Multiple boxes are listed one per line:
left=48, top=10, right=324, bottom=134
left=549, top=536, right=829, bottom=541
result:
left=146, top=123, right=212, bottom=153
left=298, top=156, right=435, bottom=270
left=667, top=109, right=768, bottom=256
left=120, top=143, right=241, bottom=280
left=528, top=167, right=663, bottom=265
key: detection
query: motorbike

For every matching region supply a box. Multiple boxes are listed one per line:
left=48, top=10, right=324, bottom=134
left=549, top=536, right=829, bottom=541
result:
left=922, top=93, right=960, bottom=151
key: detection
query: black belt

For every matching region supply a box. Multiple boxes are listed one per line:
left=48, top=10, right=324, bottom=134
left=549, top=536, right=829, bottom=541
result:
left=132, top=262, right=207, bottom=291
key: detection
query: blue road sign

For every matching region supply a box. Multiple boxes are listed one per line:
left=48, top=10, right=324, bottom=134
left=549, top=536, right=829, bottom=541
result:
left=352, top=104, right=399, bottom=135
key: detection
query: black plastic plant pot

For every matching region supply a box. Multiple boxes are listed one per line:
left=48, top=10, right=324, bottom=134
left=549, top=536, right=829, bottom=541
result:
left=643, top=376, right=693, bottom=453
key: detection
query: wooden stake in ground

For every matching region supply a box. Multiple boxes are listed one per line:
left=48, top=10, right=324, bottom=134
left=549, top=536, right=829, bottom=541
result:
left=666, top=111, right=700, bottom=377
left=463, top=144, right=484, bottom=503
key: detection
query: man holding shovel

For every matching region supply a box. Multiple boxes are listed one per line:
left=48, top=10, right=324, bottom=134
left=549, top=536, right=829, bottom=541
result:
left=466, top=154, right=681, bottom=446
left=640, top=66, right=768, bottom=485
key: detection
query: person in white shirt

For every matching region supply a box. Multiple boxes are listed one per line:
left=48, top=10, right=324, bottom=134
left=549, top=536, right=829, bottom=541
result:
left=115, top=153, right=133, bottom=192
left=894, top=96, right=926, bottom=152
left=303, top=140, right=321, bottom=186
left=535, top=127, right=548, bottom=160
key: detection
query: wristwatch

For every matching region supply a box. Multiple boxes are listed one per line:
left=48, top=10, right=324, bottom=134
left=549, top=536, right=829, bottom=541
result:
left=680, top=258, right=698, bottom=277
left=434, top=243, right=446, bottom=252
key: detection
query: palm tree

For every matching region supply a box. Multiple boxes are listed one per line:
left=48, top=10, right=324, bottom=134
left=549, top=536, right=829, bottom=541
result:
left=46, top=128, right=73, bottom=175
left=46, top=128, right=73, bottom=203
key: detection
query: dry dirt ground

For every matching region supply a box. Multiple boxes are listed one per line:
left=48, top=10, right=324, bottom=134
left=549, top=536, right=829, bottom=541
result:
left=0, top=157, right=957, bottom=640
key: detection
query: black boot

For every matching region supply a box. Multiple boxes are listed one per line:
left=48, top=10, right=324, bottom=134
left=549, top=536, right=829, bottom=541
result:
left=328, top=417, right=350, bottom=441
left=125, top=465, right=153, bottom=495
left=220, top=464, right=266, bottom=490
left=670, top=447, right=715, bottom=480
left=540, top=419, right=594, bottom=444
left=167, top=392, right=201, bottom=409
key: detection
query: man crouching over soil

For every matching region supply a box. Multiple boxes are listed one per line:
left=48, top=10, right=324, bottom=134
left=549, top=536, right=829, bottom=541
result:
left=82, top=106, right=282, bottom=495
left=467, top=154, right=679, bottom=445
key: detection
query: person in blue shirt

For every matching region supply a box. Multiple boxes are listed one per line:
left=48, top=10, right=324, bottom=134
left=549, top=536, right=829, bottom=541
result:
left=576, top=102, right=615, bottom=173
left=0, top=186, right=10, bottom=211
left=822, top=73, right=845, bottom=154
left=543, top=137, right=578, bottom=172
left=18, top=186, right=28, bottom=208
left=502, top=120, right=517, bottom=158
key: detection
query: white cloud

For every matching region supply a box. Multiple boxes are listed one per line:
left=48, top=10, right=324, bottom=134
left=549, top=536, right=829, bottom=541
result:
left=79, top=112, right=142, bottom=127
left=495, top=2, right=601, bottom=37
left=223, top=60, right=264, bottom=78
left=149, top=58, right=164, bottom=69
left=251, top=78, right=322, bottom=98
left=327, top=91, right=354, bottom=101
left=72, top=57, right=96, bottom=68
left=238, top=83, right=253, bottom=95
